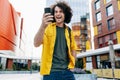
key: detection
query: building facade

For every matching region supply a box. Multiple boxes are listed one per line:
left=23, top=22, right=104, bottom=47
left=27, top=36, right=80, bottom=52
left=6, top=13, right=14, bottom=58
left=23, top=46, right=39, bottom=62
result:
left=72, top=19, right=91, bottom=52
left=91, top=0, right=120, bottom=78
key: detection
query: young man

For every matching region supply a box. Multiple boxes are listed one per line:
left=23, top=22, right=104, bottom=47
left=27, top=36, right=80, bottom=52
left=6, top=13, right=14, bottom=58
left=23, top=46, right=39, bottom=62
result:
left=34, top=1, right=77, bottom=80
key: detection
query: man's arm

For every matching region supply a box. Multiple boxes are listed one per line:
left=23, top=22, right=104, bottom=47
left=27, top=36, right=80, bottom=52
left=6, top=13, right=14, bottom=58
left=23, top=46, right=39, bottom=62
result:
left=34, top=13, right=53, bottom=47
left=34, top=25, right=45, bottom=47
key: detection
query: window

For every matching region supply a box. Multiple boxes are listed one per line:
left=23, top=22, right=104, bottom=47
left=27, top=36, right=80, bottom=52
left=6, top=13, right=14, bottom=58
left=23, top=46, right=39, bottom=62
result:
left=110, top=33, right=117, bottom=44
left=105, top=35, right=110, bottom=42
left=86, top=57, right=92, bottom=62
left=97, top=56, right=101, bottom=69
left=0, top=57, right=1, bottom=63
left=108, top=18, right=116, bottom=30
left=116, top=61, right=120, bottom=68
left=96, top=12, right=101, bottom=22
left=106, top=5, right=113, bottom=16
left=98, top=38, right=103, bottom=44
left=98, top=37, right=104, bottom=48
left=101, top=61, right=111, bottom=68
left=106, top=0, right=111, bottom=3
left=95, top=0, right=100, bottom=10
left=104, top=35, right=110, bottom=46
left=112, top=33, right=117, bottom=39
left=97, top=24, right=102, bottom=34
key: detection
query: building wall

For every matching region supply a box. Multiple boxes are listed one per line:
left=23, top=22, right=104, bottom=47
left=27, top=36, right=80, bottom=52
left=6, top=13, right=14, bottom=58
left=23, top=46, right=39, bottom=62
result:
left=92, top=0, right=120, bottom=49
left=91, top=0, right=120, bottom=70
left=28, top=60, right=31, bottom=70
left=72, top=19, right=92, bottom=52
left=6, top=59, right=13, bottom=70
left=0, top=0, right=21, bottom=69
left=0, top=0, right=32, bottom=70
left=0, top=0, right=20, bottom=51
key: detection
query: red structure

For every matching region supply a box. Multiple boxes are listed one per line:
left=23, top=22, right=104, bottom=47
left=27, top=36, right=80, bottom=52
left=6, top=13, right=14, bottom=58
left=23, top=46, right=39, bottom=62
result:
left=0, top=0, right=19, bottom=51
left=0, top=0, right=21, bottom=69
left=0, top=0, right=32, bottom=70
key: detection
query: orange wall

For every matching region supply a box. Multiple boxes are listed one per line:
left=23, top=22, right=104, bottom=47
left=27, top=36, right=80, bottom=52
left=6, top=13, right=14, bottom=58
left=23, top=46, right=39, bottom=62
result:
left=0, top=0, right=20, bottom=51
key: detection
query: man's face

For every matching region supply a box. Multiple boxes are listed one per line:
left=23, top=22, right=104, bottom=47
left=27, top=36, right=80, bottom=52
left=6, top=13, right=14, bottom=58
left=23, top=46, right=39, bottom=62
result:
left=54, top=6, right=65, bottom=24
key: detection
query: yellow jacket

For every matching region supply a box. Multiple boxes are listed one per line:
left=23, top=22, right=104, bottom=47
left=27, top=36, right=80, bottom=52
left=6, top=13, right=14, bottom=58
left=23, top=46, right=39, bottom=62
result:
left=40, top=23, right=77, bottom=75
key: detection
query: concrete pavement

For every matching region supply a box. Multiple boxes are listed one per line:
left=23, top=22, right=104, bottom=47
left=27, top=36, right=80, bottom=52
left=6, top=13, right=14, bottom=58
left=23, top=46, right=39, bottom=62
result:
left=0, top=73, right=43, bottom=80
left=0, top=72, right=114, bottom=80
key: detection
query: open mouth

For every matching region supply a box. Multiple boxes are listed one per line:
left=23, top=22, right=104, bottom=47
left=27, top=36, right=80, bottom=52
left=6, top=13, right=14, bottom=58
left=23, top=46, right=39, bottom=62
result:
left=56, top=16, right=62, bottom=19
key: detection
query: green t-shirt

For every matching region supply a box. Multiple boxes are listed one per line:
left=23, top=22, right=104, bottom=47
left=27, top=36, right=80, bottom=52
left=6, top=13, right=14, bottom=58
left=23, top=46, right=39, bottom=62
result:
left=51, top=26, right=69, bottom=72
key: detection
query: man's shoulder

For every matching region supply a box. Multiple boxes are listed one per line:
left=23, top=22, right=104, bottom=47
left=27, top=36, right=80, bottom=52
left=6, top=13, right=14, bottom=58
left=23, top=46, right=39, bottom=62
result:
left=45, top=23, right=56, bottom=33
left=46, top=23, right=56, bottom=29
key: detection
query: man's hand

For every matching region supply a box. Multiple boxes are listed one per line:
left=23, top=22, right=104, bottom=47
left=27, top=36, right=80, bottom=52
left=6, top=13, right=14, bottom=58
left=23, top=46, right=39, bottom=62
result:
left=41, top=13, right=53, bottom=28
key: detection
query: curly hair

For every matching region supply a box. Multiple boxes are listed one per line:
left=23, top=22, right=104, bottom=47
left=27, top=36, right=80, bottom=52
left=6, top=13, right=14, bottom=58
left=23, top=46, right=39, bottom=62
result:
left=51, top=1, right=73, bottom=24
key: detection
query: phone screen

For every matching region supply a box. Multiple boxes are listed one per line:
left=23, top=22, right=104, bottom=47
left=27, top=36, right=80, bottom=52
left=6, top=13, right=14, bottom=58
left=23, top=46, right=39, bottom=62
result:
left=44, top=7, right=53, bottom=22
left=44, top=7, right=52, bottom=14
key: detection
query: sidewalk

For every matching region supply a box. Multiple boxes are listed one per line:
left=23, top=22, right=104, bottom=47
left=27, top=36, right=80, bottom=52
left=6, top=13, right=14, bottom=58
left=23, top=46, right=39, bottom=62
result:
left=0, top=73, right=43, bottom=80
left=0, top=72, right=114, bottom=80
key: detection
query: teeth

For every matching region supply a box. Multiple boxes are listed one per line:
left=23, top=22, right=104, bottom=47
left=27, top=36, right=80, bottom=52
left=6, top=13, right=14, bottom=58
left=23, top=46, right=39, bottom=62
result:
left=57, top=16, right=61, bottom=18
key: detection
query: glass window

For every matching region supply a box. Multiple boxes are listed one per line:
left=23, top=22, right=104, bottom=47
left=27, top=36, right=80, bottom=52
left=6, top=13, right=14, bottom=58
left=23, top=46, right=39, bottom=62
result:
left=97, top=24, right=102, bottom=34
left=110, top=33, right=117, bottom=44
left=86, top=57, right=92, bottom=62
left=106, top=5, right=113, bottom=16
left=106, top=0, right=111, bottom=3
left=105, top=35, right=110, bottom=42
left=96, top=12, right=101, bottom=22
left=108, top=18, right=116, bottom=30
left=0, top=57, right=1, bottom=63
left=104, top=35, right=110, bottom=46
left=97, top=56, right=101, bottom=68
left=98, top=37, right=103, bottom=44
left=113, top=33, right=117, bottom=39
left=98, top=37, right=105, bottom=48
left=116, top=61, right=120, bottom=68
left=100, top=61, right=111, bottom=68
left=95, top=0, right=100, bottom=10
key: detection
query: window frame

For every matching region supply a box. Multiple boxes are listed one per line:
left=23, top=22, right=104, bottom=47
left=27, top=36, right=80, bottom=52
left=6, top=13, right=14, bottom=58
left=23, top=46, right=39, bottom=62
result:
left=106, top=5, right=113, bottom=16
left=107, top=18, right=116, bottom=30
left=95, top=0, right=100, bottom=10
left=97, top=23, right=102, bottom=34
left=96, top=11, right=102, bottom=22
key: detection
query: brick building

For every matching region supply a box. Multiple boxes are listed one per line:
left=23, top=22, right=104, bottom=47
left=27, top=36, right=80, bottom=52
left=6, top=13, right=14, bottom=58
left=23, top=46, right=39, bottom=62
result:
left=92, top=0, right=120, bottom=68
left=90, top=0, right=120, bottom=78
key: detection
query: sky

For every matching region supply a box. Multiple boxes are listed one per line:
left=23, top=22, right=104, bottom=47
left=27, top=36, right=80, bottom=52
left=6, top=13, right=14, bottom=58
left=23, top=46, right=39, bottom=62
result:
left=9, top=0, right=46, bottom=59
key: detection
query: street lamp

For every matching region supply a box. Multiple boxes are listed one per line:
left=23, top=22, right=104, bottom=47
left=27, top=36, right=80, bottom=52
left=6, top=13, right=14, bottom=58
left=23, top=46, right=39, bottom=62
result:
left=108, top=40, right=115, bottom=80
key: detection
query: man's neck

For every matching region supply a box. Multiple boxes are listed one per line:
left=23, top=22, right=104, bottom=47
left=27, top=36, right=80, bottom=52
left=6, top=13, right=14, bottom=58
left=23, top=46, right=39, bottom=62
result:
left=56, top=23, right=64, bottom=27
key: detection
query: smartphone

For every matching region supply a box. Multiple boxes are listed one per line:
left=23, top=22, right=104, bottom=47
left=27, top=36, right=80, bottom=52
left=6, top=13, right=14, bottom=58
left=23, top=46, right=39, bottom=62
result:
left=44, top=7, right=53, bottom=22
left=44, top=7, right=52, bottom=14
